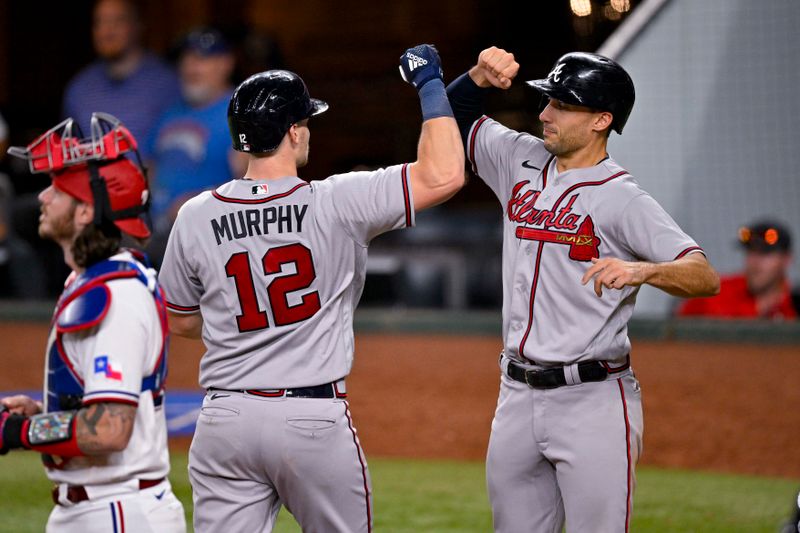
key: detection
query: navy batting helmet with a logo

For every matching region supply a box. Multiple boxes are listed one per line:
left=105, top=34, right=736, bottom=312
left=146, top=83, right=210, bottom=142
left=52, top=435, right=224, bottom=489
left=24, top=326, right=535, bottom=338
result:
left=527, top=52, right=635, bottom=134
left=228, top=70, right=328, bottom=153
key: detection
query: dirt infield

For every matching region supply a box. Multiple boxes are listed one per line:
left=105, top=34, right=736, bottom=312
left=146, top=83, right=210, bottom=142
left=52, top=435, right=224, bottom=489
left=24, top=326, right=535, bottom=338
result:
left=3, top=322, right=799, bottom=478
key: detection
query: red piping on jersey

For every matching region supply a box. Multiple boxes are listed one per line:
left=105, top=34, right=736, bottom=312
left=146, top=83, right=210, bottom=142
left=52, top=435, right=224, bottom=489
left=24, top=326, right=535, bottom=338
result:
left=551, top=170, right=629, bottom=210
left=518, top=169, right=629, bottom=360
left=83, top=397, right=139, bottom=407
left=541, top=155, right=555, bottom=189
left=518, top=242, right=545, bottom=361
left=468, top=116, right=490, bottom=176
left=119, top=502, right=126, bottom=533
left=616, top=379, right=633, bottom=533
left=401, top=163, right=412, bottom=227
left=166, top=301, right=200, bottom=312
left=343, top=402, right=372, bottom=532
left=152, top=285, right=169, bottom=376
left=517, top=159, right=552, bottom=361
left=211, top=182, right=309, bottom=204
left=675, top=246, right=704, bottom=259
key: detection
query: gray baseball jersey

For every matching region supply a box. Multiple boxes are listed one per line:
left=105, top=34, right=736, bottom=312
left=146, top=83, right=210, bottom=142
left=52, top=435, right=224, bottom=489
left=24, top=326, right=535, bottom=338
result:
left=158, top=165, right=413, bottom=533
left=470, top=116, right=701, bottom=366
left=160, top=166, right=413, bottom=388
left=469, top=116, right=702, bottom=532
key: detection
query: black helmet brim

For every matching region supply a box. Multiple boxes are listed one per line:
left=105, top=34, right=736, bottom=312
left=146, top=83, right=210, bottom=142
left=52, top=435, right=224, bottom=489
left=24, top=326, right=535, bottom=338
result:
left=526, top=79, right=589, bottom=109
left=309, top=98, right=329, bottom=117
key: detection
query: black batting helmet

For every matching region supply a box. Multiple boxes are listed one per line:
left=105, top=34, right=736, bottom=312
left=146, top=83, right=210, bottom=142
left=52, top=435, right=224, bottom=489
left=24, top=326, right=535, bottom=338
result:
left=527, top=52, right=635, bottom=134
left=228, top=70, right=328, bottom=153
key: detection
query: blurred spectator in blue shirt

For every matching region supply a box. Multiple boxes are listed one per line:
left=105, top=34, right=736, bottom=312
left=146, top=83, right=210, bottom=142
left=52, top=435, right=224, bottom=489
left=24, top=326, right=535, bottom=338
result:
left=146, top=27, right=246, bottom=264
left=62, top=0, right=180, bottom=159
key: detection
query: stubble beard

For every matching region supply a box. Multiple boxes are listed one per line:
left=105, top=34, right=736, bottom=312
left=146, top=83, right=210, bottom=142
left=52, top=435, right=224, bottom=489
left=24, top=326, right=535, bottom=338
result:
left=38, top=204, right=78, bottom=243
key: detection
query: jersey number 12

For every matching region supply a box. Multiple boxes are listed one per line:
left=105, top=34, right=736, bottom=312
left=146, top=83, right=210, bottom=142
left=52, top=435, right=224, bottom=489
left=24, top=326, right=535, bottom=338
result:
left=225, top=243, right=321, bottom=332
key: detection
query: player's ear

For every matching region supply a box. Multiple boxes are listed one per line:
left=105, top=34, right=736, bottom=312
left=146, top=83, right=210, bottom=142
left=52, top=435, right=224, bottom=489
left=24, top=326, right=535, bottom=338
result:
left=287, top=123, right=301, bottom=145
left=593, top=111, right=613, bottom=134
left=74, top=201, right=94, bottom=226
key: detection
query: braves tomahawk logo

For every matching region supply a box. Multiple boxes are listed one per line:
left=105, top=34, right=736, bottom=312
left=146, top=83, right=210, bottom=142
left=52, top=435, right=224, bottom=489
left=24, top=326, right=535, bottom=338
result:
left=507, top=180, right=600, bottom=261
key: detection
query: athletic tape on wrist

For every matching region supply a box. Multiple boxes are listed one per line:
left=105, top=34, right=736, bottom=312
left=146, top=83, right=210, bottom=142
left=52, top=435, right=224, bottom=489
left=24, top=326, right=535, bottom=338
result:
left=418, top=79, right=454, bottom=121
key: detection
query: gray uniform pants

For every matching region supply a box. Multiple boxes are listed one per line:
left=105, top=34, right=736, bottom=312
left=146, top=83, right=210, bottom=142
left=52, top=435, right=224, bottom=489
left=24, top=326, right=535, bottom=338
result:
left=189, top=388, right=372, bottom=533
left=487, top=366, right=643, bottom=533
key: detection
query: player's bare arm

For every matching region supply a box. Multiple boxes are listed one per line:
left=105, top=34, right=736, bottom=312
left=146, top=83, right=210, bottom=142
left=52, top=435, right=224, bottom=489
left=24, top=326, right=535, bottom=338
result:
left=581, top=253, right=720, bottom=298
left=468, top=46, right=520, bottom=89
left=168, top=310, right=203, bottom=339
left=408, top=118, right=464, bottom=210
left=399, top=44, right=465, bottom=211
left=75, top=402, right=137, bottom=454
left=1, top=401, right=136, bottom=456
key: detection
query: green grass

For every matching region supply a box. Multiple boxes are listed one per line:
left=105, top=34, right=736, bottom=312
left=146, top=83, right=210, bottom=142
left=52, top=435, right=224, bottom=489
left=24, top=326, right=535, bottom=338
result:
left=0, top=453, right=797, bottom=532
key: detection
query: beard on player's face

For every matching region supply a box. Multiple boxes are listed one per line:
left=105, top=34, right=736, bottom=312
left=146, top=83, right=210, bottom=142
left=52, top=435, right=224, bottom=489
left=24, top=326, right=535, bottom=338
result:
left=38, top=185, right=80, bottom=243
left=39, top=201, right=78, bottom=242
left=543, top=126, right=587, bottom=157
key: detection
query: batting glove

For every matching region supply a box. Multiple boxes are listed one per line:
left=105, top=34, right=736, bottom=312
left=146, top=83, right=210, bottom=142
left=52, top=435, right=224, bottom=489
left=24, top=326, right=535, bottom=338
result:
left=399, top=44, right=444, bottom=90
left=0, top=406, right=26, bottom=455
left=0, top=406, right=11, bottom=455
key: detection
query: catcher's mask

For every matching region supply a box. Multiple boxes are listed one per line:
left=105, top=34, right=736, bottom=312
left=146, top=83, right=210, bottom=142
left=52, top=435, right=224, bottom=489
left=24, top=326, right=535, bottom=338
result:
left=8, top=112, right=151, bottom=239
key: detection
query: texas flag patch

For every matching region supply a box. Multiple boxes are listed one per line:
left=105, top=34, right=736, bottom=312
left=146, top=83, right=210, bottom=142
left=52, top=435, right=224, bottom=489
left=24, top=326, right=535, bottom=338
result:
left=251, top=184, right=269, bottom=196
left=94, top=355, right=123, bottom=381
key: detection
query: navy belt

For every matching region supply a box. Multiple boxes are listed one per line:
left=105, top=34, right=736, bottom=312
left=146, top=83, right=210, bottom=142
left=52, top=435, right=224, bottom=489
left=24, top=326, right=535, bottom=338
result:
left=506, top=358, right=629, bottom=389
left=209, top=381, right=346, bottom=399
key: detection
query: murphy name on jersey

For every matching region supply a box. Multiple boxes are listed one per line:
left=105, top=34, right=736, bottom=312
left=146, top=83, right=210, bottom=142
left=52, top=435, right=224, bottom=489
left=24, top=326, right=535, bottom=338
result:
left=211, top=204, right=308, bottom=245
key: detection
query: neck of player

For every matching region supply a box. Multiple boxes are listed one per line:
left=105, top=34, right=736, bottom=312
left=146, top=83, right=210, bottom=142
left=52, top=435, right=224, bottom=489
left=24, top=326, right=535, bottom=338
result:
left=555, top=136, right=609, bottom=173
left=242, top=128, right=308, bottom=181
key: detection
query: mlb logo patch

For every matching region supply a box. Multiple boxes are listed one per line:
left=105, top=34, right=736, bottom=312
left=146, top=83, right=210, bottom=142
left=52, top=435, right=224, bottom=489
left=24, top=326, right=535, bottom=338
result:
left=94, top=355, right=123, bottom=381
left=251, top=184, right=269, bottom=196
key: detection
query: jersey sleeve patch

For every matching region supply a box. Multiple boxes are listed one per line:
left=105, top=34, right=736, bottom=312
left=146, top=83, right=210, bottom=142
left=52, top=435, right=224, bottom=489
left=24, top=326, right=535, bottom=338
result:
left=57, top=285, right=112, bottom=333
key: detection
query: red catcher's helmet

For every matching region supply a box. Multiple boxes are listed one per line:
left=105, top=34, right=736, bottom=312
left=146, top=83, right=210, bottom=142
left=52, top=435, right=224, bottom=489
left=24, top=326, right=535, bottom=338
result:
left=7, top=112, right=151, bottom=239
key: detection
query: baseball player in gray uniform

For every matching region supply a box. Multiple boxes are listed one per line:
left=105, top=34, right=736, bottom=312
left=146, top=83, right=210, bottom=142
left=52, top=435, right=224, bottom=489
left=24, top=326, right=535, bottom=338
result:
left=158, top=45, right=463, bottom=532
left=446, top=47, right=720, bottom=532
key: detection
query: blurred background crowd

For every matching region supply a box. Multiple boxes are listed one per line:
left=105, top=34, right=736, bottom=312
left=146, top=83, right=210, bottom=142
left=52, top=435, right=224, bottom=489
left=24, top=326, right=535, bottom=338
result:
left=0, top=0, right=797, bottom=321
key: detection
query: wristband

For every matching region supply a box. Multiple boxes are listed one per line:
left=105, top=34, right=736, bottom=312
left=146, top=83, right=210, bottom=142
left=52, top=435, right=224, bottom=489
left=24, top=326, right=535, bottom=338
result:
left=27, top=411, right=84, bottom=457
left=418, top=79, right=454, bottom=122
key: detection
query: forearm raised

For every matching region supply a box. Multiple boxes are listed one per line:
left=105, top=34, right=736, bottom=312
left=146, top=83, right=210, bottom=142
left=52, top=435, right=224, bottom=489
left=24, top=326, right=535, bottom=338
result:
left=413, top=116, right=464, bottom=191
left=400, top=44, right=465, bottom=210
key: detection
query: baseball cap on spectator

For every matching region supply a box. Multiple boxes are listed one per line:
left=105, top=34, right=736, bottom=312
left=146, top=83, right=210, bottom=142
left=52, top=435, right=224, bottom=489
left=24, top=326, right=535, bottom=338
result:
left=738, top=219, right=792, bottom=253
left=181, top=27, right=231, bottom=56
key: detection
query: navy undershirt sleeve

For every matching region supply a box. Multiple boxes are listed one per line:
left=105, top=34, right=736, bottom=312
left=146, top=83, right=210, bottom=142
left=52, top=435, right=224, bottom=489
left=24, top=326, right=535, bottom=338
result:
left=446, top=72, right=489, bottom=147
